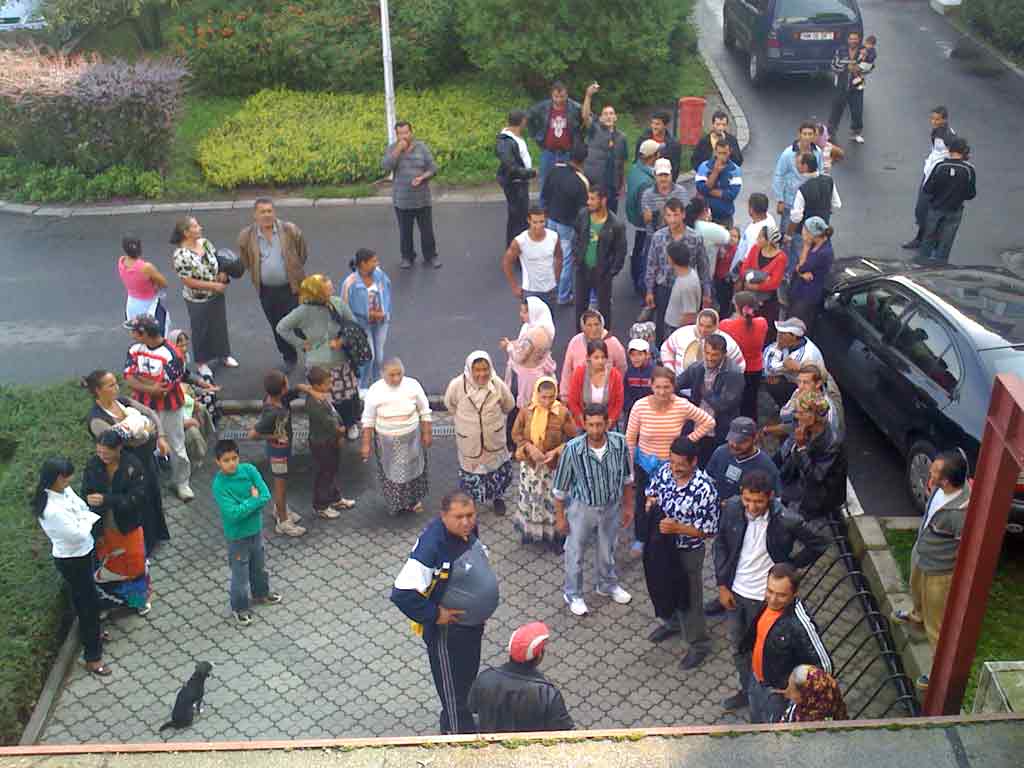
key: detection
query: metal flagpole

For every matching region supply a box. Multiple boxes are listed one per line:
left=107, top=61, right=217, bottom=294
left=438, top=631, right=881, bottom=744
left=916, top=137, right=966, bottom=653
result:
left=380, top=0, right=397, bottom=146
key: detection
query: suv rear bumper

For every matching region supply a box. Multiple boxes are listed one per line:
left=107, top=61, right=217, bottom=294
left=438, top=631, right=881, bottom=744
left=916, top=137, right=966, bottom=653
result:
left=763, top=57, right=835, bottom=75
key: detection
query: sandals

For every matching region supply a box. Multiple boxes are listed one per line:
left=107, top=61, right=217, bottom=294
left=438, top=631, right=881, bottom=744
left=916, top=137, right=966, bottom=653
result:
left=86, top=662, right=112, bottom=677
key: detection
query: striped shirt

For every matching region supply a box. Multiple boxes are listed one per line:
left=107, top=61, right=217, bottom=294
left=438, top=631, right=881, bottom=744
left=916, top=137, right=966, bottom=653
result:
left=381, top=140, right=437, bottom=210
left=640, top=182, right=690, bottom=233
left=625, top=396, right=715, bottom=460
left=552, top=432, right=633, bottom=506
left=644, top=226, right=709, bottom=295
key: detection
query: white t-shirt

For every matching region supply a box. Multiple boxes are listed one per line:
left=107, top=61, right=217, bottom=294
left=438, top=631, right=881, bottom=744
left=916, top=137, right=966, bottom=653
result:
left=516, top=229, right=559, bottom=292
left=734, top=214, right=778, bottom=272
left=590, top=442, right=609, bottom=462
left=732, top=513, right=774, bottom=601
left=924, top=487, right=948, bottom=527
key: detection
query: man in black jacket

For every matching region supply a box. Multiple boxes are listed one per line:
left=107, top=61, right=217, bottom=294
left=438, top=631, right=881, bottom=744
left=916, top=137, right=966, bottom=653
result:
left=469, top=621, right=574, bottom=733
left=714, top=472, right=827, bottom=714
left=573, top=187, right=627, bottom=328
left=496, top=110, right=537, bottom=246
left=528, top=81, right=586, bottom=207
left=675, top=334, right=745, bottom=464
left=918, top=137, right=976, bottom=264
left=777, top=390, right=847, bottom=520
left=740, top=563, right=832, bottom=723
left=691, top=110, right=744, bottom=171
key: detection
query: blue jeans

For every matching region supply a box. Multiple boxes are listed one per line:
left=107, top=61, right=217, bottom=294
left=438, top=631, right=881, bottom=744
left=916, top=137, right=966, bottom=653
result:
left=920, top=207, right=963, bottom=264
left=227, top=533, right=270, bottom=613
left=563, top=498, right=622, bottom=599
left=538, top=149, right=571, bottom=208
left=548, top=218, right=577, bottom=304
left=359, top=320, right=390, bottom=389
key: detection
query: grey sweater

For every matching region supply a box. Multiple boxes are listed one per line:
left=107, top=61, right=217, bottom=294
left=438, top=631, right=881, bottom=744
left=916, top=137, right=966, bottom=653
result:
left=912, top=487, right=969, bottom=573
left=275, top=298, right=357, bottom=368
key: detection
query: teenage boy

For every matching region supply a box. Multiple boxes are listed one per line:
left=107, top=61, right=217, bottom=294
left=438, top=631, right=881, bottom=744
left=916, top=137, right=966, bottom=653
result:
left=248, top=370, right=318, bottom=538
left=306, top=367, right=357, bottom=520
left=212, top=439, right=282, bottom=626
left=624, top=339, right=654, bottom=421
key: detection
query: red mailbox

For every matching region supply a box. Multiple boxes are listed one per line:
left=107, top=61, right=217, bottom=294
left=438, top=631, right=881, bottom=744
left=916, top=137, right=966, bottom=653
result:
left=677, top=96, right=706, bottom=146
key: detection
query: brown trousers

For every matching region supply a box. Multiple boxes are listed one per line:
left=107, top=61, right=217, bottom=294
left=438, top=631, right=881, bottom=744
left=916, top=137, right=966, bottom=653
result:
left=910, top=563, right=953, bottom=648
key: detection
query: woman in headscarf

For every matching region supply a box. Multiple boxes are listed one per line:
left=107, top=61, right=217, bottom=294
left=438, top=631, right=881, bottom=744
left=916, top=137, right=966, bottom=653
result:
left=277, top=274, right=364, bottom=438
left=445, top=351, right=516, bottom=516
left=737, top=223, right=787, bottom=339
left=361, top=358, right=433, bottom=517
left=83, top=369, right=170, bottom=552
left=81, top=430, right=152, bottom=615
left=778, top=664, right=848, bottom=722
left=500, top=296, right=556, bottom=410
left=510, top=376, right=577, bottom=547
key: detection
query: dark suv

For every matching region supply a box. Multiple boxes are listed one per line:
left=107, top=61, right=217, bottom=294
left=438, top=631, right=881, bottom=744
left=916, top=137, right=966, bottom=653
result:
left=723, top=0, right=864, bottom=85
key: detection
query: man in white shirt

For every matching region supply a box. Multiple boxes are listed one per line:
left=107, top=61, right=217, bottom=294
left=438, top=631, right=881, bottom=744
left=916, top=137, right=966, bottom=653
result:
left=786, top=153, right=842, bottom=256
left=660, top=308, right=745, bottom=375
left=502, top=207, right=563, bottom=301
left=761, top=317, right=825, bottom=406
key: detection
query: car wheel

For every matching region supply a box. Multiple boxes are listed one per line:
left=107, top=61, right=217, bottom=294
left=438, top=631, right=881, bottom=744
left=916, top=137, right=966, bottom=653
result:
left=723, top=15, right=736, bottom=50
left=906, top=439, right=937, bottom=513
left=749, top=51, right=765, bottom=86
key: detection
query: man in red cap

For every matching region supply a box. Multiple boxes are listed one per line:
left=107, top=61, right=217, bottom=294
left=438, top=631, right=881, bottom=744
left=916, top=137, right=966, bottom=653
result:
left=468, top=622, right=574, bottom=733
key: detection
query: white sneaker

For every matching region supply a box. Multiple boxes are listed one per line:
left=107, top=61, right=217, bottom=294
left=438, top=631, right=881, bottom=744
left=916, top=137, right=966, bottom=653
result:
left=597, top=585, right=632, bottom=604
left=316, top=506, right=341, bottom=520
left=275, top=519, right=306, bottom=537
left=563, top=594, right=589, bottom=616
left=346, top=425, right=360, bottom=441
left=197, top=364, right=213, bottom=378
left=222, top=356, right=240, bottom=368
left=175, top=484, right=195, bottom=501
left=852, top=134, right=865, bottom=144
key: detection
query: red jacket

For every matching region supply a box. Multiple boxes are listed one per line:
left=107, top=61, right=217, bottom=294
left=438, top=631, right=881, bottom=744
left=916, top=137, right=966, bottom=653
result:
left=567, top=365, right=624, bottom=427
left=739, top=245, right=787, bottom=294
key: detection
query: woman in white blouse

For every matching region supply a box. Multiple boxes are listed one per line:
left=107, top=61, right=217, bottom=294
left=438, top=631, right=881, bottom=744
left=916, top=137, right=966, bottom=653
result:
left=360, top=358, right=433, bottom=517
left=33, top=457, right=111, bottom=676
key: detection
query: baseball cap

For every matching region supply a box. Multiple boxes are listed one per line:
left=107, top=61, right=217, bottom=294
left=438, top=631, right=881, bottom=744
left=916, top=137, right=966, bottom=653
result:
left=774, top=317, right=807, bottom=337
left=654, top=158, right=673, bottom=176
left=123, top=314, right=161, bottom=335
left=508, top=622, right=550, bottom=663
left=627, top=338, right=650, bottom=353
left=726, top=416, right=757, bottom=443
left=639, top=139, right=661, bottom=158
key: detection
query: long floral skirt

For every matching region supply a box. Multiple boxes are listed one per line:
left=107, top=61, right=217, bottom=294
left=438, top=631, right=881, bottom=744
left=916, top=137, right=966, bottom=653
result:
left=458, top=460, right=512, bottom=505
left=94, top=524, right=151, bottom=611
left=514, top=461, right=558, bottom=543
left=375, top=428, right=428, bottom=514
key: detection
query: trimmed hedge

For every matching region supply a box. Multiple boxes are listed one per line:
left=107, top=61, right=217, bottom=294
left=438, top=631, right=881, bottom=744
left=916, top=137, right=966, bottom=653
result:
left=963, top=0, right=1024, bottom=58
left=196, top=80, right=527, bottom=188
left=456, top=0, right=693, bottom=108
left=0, top=157, right=165, bottom=203
left=0, top=382, right=96, bottom=745
left=174, top=0, right=462, bottom=97
left=0, top=48, right=186, bottom=174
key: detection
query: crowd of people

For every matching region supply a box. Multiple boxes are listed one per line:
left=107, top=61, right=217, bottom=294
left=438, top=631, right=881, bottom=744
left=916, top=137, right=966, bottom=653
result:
left=30, top=63, right=978, bottom=735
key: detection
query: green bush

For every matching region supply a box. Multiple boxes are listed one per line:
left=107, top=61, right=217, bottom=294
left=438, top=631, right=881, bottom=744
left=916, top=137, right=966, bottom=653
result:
left=963, top=0, right=1024, bottom=58
left=0, top=382, right=96, bottom=745
left=0, top=48, right=186, bottom=175
left=0, top=157, right=165, bottom=203
left=196, top=79, right=526, bottom=188
left=455, top=0, right=691, bottom=108
left=174, top=0, right=462, bottom=97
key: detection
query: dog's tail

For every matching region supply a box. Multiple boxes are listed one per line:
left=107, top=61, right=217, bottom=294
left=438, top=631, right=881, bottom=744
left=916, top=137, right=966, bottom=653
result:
left=158, top=721, right=177, bottom=733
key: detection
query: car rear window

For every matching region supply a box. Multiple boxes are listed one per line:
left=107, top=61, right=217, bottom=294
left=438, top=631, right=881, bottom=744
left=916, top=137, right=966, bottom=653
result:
left=775, top=0, right=858, bottom=23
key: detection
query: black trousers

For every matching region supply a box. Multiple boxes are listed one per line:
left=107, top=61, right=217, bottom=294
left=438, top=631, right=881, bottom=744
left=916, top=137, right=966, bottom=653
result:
left=653, top=282, right=672, bottom=349
left=741, top=372, right=761, bottom=420
left=634, top=463, right=652, bottom=544
left=630, top=230, right=649, bottom=296
left=828, top=87, right=864, bottom=134
left=395, top=206, right=438, bottom=263
left=912, top=184, right=930, bottom=241
left=502, top=182, right=530, bottom=246
left=259, top=283, right=299, bottom=365
left=55, top=552, right=103, bottom=663
left=426, top=624, right=483, bottom=734
left=575, top=267, right=614, bottom=330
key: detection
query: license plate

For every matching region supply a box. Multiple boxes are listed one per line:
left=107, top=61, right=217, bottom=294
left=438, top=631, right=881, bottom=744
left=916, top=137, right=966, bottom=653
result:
left=799, top=31, right=834, bottom=40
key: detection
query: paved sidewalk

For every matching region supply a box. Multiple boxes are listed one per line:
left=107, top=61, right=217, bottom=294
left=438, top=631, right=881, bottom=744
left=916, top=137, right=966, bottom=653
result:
left=39, top=416, right=904, bottom=744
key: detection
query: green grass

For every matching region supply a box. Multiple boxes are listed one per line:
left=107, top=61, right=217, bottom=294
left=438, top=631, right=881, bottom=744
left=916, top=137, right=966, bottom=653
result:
left=0, top=382, right=97, bottom=745
left=164, top=94, right=246, bottom=200
left=885, top=529, right=1024, bottom=710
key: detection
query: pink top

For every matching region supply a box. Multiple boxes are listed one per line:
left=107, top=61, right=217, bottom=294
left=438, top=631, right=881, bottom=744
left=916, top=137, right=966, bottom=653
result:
left=118, top=256, right=158, bottom=300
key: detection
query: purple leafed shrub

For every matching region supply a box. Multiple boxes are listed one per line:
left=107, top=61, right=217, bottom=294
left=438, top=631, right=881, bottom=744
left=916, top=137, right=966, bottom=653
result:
left=0, top=47, right=187, bottom=174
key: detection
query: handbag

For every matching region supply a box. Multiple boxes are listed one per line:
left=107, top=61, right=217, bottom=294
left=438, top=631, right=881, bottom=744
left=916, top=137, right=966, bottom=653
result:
left=335, top=313, right=373, bottom=368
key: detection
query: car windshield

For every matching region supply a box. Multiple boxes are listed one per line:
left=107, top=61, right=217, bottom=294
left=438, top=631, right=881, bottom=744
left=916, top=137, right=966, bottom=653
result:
left=774, top=0, right=858, bottom=23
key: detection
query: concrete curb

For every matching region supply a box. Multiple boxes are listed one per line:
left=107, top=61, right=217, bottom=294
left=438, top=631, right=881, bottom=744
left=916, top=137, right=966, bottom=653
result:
left=697, top=10, right=751, bottom=154
left=946, top=14, right=1024, bottom=82
left=18, top=617, right=80, bottom=745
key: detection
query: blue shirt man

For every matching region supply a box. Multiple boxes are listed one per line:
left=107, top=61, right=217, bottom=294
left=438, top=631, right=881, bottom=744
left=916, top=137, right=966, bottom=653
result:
left=695, top=142, right=743, bottom=225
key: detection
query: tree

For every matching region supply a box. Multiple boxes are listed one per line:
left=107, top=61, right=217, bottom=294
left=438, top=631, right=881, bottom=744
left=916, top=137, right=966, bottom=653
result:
left=40, top=0, right=178, bottom=50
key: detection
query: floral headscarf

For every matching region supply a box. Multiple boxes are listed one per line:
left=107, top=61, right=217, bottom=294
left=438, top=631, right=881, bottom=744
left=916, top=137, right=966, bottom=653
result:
left=795, top=389, right=830, bottom=417
left=786, top=667, right=847, bottom=722
left=299, top=274, right=332, bottom=305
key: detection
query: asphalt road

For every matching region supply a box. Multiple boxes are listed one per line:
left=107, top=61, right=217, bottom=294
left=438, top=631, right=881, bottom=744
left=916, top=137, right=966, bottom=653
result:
left=1, top=0, right=1019, bottom=518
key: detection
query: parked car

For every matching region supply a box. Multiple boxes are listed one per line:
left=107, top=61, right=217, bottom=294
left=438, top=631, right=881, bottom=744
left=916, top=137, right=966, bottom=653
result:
left=816, top=258, right=1024, bottom=531
left=0, top=1, right=45, bottom=31
left=723, top=0, right=863, bottom=86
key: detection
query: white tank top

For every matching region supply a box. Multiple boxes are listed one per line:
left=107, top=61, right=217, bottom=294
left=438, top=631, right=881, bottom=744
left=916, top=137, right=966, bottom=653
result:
left=516, top=229, right=559, bottom=292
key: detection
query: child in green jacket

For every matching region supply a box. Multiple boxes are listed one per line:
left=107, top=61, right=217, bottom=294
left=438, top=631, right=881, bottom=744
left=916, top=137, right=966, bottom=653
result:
left=212, top=439, right=283, bottom=626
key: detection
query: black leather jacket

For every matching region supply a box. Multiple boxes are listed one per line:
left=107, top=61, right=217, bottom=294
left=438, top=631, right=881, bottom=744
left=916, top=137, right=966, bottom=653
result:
left=713, top=497, right=827, bottom=589
left=777, top=427, right=847, bottom=520
left=676, top=361, right=745, bottom=444
left=496, top=132, right=536, bottom=187
left=572, top=208, right=627, bottom=278
left=468, top=662, right=574, bottom=733
left=740, top=597, right=833, bottom=689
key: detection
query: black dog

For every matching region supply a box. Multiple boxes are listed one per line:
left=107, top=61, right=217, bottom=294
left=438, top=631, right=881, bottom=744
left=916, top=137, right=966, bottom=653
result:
left=158, top=661, right=213, bottom=733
